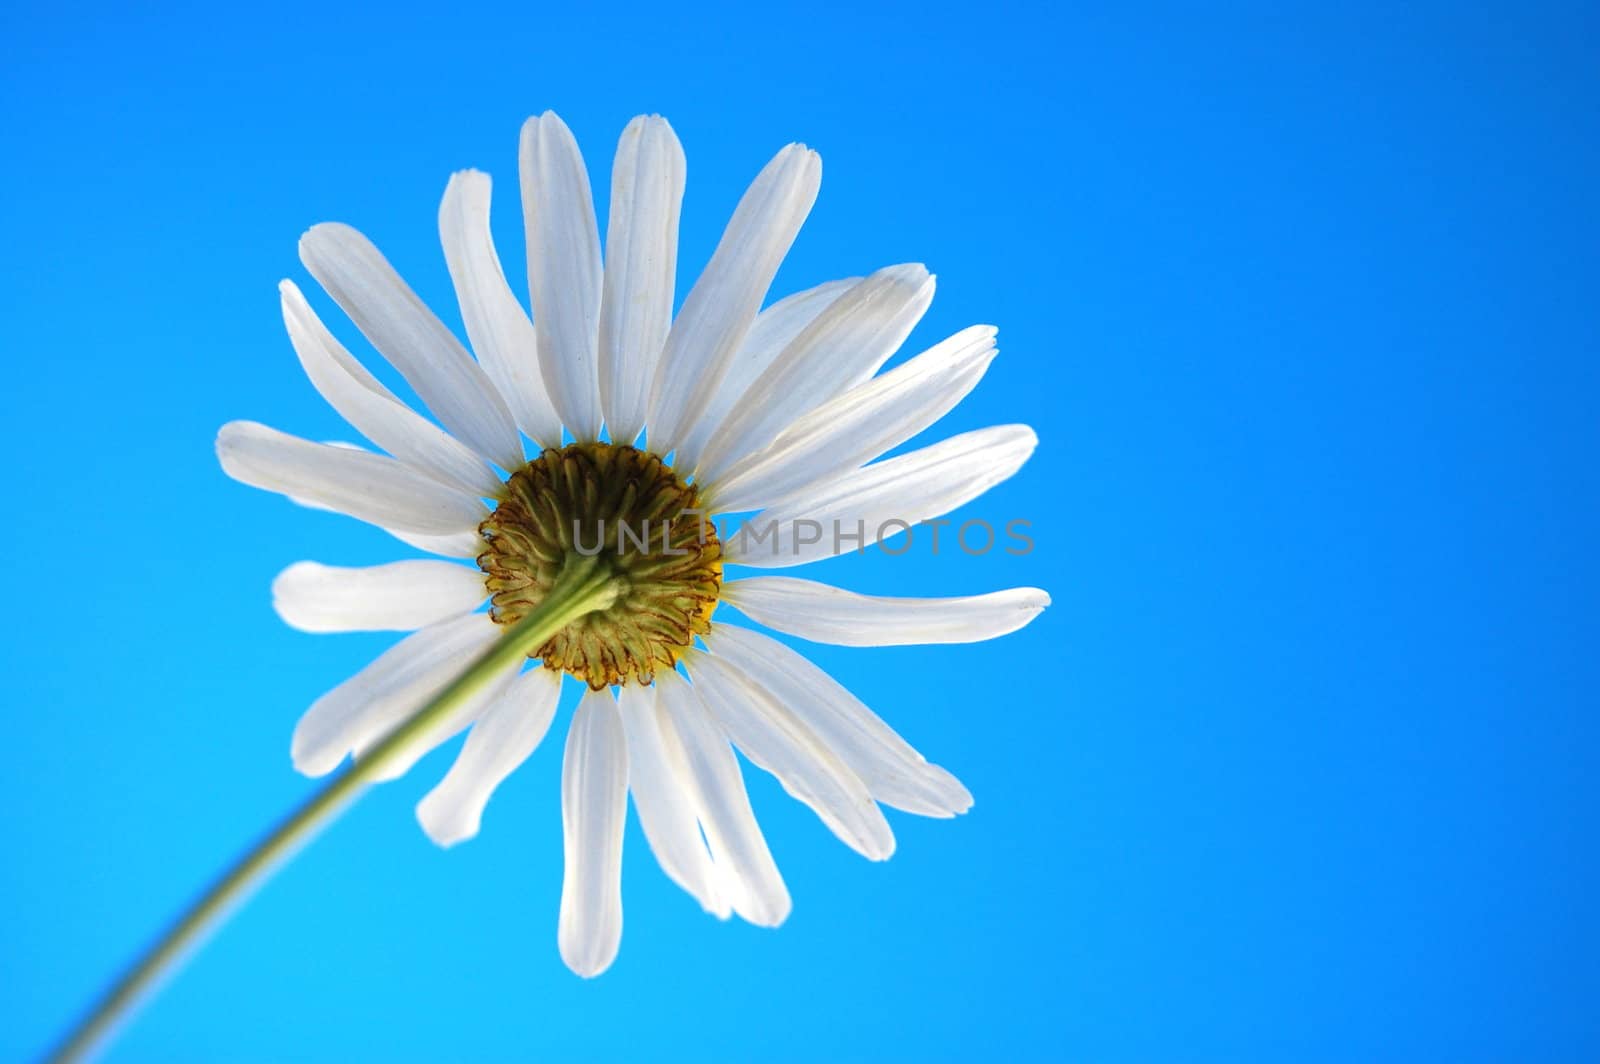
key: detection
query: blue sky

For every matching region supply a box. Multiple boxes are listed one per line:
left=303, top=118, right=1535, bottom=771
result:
left=2, top=1, right=1596, bottom=1060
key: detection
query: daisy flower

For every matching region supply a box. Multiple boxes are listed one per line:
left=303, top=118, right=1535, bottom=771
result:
left=217, top=111, right=1048, bottom=977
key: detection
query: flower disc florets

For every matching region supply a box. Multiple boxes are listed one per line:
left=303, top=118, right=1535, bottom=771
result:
left=478, top=443, right=721, bottom=689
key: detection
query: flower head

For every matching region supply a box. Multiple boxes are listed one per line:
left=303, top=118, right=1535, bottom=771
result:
left=218, top=111, right=1048, bottom=976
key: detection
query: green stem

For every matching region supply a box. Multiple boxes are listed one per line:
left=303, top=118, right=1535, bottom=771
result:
left=46, top=557, right=619, bottom=1064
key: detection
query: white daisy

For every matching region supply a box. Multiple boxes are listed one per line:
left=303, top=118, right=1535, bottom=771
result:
left=217, top=111, right=1048, bottom=977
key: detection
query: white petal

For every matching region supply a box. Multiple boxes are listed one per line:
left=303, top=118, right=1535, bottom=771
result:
left=416, top=667, right=562, bottom=847
left=599, top=116, right=686, bottom=447
left=723, top=424, right=1038, bottom=568
left=358, top=660, right=521, bottom=784
left=217, top=420, right=488, bottom=535
left=647, top=144, right=821, bottom=457
left=289, top=612, right=502, bottom=778
left=708, top=324, right=996, bottom=512
left=559, top=688, right=629, bottom=977
left=272, top=560, right=487, bottom=633
left=656, top=670, right=790, bottom=927
left=617, top=684, right=727, bottom=917
left=723, top=577, right=1049, bottom=647
left=279, top=281, right=500, bottom=497
left=705, top=625, right=972, bottom=817
left=298, top=223, right=523, bottom=469
left=276, top=440, right=487, bottom=555
left=689, top=652, right=894, bottom=861
left=520, top=111, right=603, bottom=442
left=694, top=265, right=935, bottom=484
left=381, top=526, right=485, bottom=559
left=439, top=170, right=564, bottom=448
left=671, top=278, right=858, bottom=473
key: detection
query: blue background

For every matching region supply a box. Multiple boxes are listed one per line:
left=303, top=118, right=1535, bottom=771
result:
left=2, top=1, right=1596, bottom=1060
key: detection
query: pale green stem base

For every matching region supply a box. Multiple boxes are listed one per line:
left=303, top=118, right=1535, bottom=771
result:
left=46, top=557, right=619, bottom=1064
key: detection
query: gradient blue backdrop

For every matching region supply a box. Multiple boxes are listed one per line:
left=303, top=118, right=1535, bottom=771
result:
left=2, top=2, right=1595, bottom=1060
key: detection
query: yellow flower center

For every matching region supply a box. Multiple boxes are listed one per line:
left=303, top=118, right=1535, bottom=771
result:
left=478, top=442, right=721, bottom=689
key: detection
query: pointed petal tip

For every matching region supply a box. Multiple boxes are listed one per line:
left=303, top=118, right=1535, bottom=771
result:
left=527, top=110, right=574, bottom=139
left=772, top=142, right=821, bottom=174
left=930, top=767, right=975, bottom=814
left=442, top=169, right=491, bottom=201
left=947, top=323, right=1000, bottom=352
left=876, top=262, right=931, bottom=284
